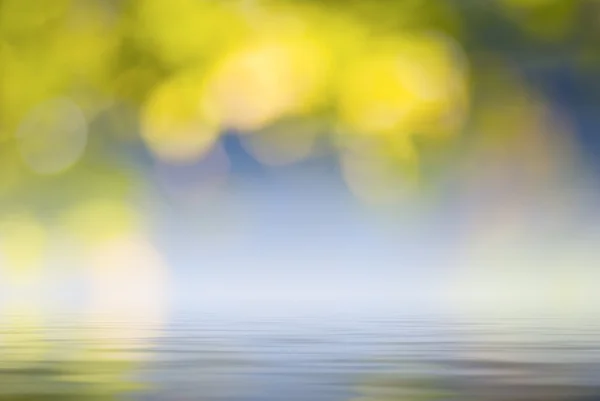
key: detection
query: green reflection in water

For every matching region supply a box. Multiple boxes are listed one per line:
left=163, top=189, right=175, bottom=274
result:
left=0, top=317, right=154, bottom=401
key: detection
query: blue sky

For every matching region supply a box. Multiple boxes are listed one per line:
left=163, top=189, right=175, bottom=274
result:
left=143, top=135, right=454, bottom=316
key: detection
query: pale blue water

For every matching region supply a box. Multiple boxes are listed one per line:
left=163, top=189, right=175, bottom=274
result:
left=1, top=314, right=600, bottom=401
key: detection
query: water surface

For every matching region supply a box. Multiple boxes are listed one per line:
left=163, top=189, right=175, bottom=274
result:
left=1, top=313, right=599, bottom=401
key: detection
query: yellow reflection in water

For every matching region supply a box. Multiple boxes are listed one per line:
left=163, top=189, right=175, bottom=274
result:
left=0, top=216, right=169, bottom=399
left=0, top=215, right=49, bottom=373
left=352, top=372, right=451, bottom=401
left=76, top=233, right=169, bottom=395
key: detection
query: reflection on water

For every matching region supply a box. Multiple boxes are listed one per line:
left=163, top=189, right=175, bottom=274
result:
left=0, top=314, right=600, bottom=401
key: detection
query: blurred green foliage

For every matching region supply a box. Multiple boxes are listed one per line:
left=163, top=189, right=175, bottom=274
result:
left=0, top=0, right=596, bottom=249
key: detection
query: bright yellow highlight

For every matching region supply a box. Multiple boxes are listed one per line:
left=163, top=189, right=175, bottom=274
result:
left=334, top=32, right=468, bottom=204
left=0, top=0, right=475, bottom=204
left=0, top=213, right=47, bottom=274
left=338, top=33, right=468, bottom=138
left=207, top=35, right=330, bottom=131
left=142, top=69, right=220, bottom=163
left=62, top=198, right=138, bottom=245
